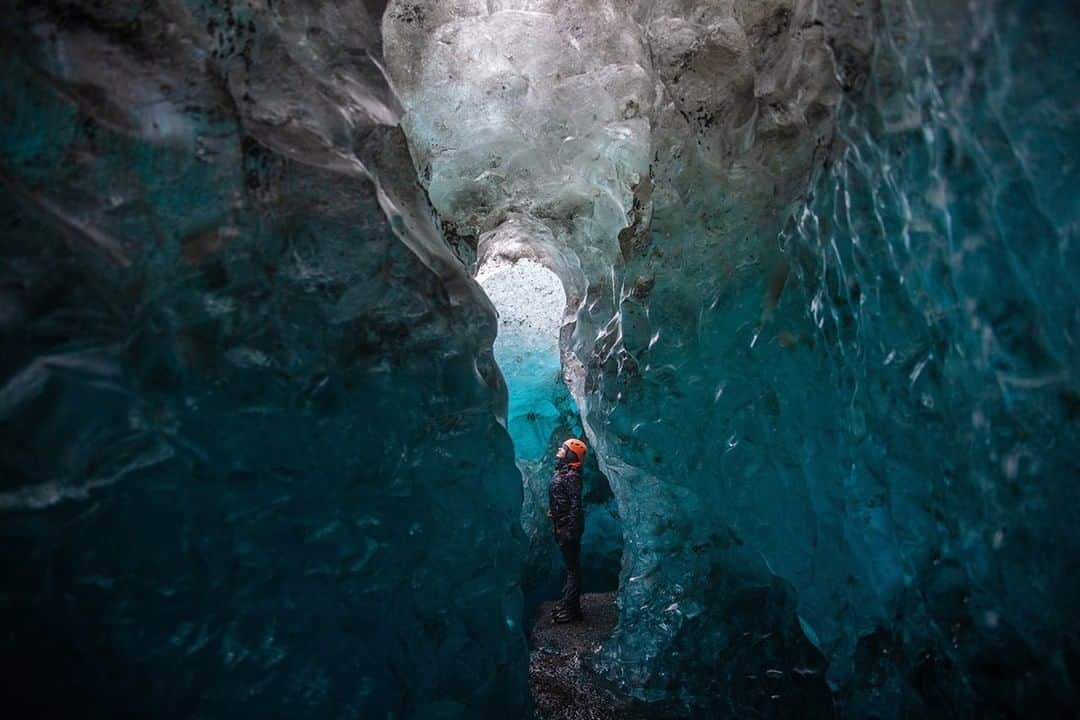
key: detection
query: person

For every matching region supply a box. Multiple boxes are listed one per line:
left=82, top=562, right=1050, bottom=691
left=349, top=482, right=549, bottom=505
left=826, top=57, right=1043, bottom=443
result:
left=548, top=438, right=587, bottom=623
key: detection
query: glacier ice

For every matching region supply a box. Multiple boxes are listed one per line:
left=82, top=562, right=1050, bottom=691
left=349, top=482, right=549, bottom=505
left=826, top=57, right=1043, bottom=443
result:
left=388, top=0, right=1080, bottom=716
left=0, top=2, right=527, bottom=717
left=478, top=259, right=566, bottom=464
left=384, top=0, right=859, bottom=712
left=1, top=0, right=1078, bottom=717
left=478, top=257, right=622, bottom=613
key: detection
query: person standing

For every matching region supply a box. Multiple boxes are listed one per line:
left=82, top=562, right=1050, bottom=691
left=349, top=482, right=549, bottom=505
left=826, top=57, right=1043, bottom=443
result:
left=548, top=438, right=587, bottom=623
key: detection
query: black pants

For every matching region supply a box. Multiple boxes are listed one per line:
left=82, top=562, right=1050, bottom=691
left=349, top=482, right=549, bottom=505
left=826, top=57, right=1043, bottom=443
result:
left=558, top=537, right=582, bottom=614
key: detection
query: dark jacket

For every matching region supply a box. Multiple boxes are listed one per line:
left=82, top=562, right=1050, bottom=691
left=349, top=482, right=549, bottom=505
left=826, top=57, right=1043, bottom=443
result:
left=549, top=463, right=584, bottom=544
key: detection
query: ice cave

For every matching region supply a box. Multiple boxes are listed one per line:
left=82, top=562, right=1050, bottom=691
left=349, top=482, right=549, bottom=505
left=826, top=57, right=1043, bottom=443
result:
left=1, top=0, right=1078, bottom=718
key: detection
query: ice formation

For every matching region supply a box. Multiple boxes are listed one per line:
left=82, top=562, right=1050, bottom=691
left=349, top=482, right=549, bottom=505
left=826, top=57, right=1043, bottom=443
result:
left=1, top=0, right=1078, bottom=717
left=478, top=257, right=622, bottom=612
left=387, top=0, right=1080, bottom=716
left=0, top=2, right=526, bottom=717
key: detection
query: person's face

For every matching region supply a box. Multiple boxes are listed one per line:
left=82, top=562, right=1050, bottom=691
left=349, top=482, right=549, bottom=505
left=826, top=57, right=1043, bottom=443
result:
left=556, top=445, right=567, bottom=461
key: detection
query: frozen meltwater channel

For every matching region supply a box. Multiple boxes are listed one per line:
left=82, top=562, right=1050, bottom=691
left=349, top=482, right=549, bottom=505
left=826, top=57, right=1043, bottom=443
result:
left=478, top=259, right=567, bottom=461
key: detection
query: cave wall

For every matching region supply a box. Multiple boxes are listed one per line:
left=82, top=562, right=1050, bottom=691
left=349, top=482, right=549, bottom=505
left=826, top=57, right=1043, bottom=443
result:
left=583, top=1, right=1080, bottom=714
left=478, top=256, right=622, bottom=618
left=0, top=2, right=528, bottom=717
left=387, top=0, right=1080, bottom=716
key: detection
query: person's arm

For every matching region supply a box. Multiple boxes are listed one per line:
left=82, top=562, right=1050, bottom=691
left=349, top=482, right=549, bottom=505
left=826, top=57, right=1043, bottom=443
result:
left=550, top=476, right=570, bottom=539
left=548, top=477, right=562, bottom=531
left=569, top=475, right=583, bottom=537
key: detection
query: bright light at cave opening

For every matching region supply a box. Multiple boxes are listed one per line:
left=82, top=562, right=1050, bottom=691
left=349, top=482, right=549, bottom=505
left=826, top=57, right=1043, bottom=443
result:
left=477, top=258, right=568, bottom=461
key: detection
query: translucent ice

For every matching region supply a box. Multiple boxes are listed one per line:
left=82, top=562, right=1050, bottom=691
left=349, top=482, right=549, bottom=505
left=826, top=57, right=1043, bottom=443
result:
left=389, top=0, right=1080, bottom=715
left=1, top=0, right=1078, bottom=717
left=479, top=258, right=622, bottom=612
left=0, top=2, right=526, bottom=717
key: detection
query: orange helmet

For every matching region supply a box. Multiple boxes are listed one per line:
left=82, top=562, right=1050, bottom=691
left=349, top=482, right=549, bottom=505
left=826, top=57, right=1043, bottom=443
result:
left=562, top=438, right=588, bottom=464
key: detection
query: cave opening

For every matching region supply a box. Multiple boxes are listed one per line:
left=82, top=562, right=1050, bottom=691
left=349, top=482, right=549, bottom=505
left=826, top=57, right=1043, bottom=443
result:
left=475, top=256, right=622, bottom=625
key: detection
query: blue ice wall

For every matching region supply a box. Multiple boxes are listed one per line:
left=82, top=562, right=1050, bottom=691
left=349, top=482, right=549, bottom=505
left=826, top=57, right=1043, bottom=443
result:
left=583, top=0, right=1080, bottom=715
left=0, top=3, right=528, bottom=718
left=782, top=1, right=1080, bottom=713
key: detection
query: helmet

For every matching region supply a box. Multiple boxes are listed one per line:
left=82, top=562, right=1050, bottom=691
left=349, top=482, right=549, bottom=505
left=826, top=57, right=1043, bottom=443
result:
left=562, top=438, right=588, bottom=463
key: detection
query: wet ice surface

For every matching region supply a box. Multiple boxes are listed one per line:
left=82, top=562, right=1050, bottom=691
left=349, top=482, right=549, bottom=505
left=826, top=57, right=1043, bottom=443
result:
left=0, top=2, right=529, bottom=717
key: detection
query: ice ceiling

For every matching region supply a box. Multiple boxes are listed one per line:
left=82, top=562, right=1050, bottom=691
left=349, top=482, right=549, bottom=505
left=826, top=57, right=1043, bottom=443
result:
left=1, top=0, right=1078, bottom=718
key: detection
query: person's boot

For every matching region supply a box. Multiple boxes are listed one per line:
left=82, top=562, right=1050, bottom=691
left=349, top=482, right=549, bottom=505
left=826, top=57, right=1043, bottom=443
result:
left=552, top=605, right=582, bottom=624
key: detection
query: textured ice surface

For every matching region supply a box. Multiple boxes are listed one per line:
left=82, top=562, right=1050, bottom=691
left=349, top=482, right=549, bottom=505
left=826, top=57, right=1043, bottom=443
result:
left=385, top=0, right=858, bottom=712
left=2, top=0, right=1078, bottom=717
left=0, top=2, right=527, bottom=718
left=771, top=3, right=1080, bottom=714
left=388, top=0, right=1080, bottom=715
left=479, top=258, right=622, bottom=613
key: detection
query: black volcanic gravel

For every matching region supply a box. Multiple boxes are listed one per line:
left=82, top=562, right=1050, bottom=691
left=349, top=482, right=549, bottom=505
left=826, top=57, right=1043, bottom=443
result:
left=528, top=593, right=674, bottom=720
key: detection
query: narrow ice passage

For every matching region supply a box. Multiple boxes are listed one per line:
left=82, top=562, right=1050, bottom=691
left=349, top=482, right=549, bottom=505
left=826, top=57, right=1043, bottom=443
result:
left=477, top=257, right=622, bottom=617
left=1, top=0, right=1078, bottom=718
left=478, top=259, right=566, bottom=461
left=385, top=0, right=1080, bottom=716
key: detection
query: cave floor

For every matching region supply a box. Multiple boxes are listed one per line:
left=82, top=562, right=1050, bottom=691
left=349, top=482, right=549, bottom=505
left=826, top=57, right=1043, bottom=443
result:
left=529, top=592, right=675, bottom=720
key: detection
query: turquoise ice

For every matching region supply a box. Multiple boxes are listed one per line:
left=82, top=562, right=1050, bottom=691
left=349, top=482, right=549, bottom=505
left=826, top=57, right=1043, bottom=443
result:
left=1, top=0, right=1078, bottom=717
